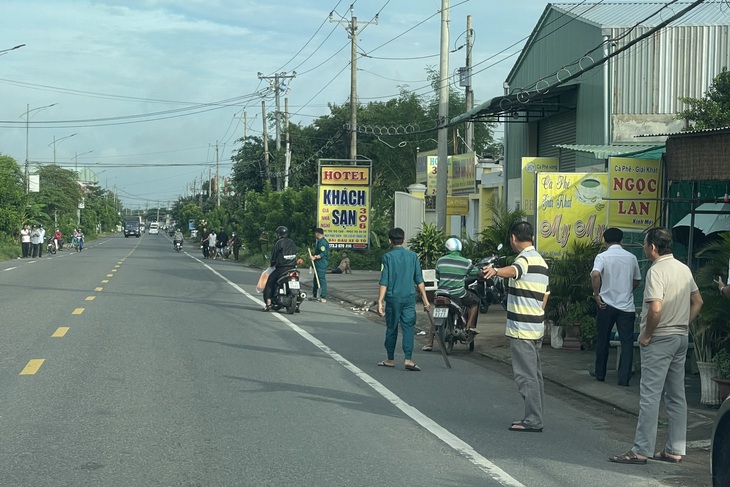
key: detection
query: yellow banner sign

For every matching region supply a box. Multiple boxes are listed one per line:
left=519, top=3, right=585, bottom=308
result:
left=608, top=157, right=662, bottom=229
left=536, top=172, right=608, bottom=258
left=522, top=157, right=558, bottom=216
left=318, top=165, right=371, bottom=249
left=416, top=150, right=438, bottom=196
left=448, top=153, right=476, bottom=195
left=447, top=197, right=469, bottom=215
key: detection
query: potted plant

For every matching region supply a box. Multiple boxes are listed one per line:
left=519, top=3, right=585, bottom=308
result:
left=713, top=348, right=730, bottom=402
left=557, top=301, right=593, bottom=351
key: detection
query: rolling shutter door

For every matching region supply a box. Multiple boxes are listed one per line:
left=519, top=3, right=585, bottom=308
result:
left=538, top=110, right=576, bottom=171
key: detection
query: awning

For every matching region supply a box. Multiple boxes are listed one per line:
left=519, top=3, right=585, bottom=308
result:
left=450, top=85, right=577, bottom=126
left=553, top=144, right=666, bottom=160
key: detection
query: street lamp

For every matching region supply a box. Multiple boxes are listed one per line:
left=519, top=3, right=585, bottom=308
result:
left=21, top=103, right=57, bottom=193
left=0, top=44, right=25, bottom=56
left=48, top=133, right=77, bottom=164
left=74, top=150, right=94, bottom=175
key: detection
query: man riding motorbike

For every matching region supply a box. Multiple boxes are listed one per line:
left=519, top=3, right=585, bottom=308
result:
left=262, top=226, right=298, bottom=312
left=422, top=237, right=481, bottom=351
left=173, top=229, right=184, bottom=249
left=53, top=229, right=63, bottom=250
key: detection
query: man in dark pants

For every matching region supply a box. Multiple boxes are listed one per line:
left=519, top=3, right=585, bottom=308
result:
left=590, top=228, right=641, bottom=386
left=200, top=227, right=209, bottom=258
left=376, top=228, right=430, bottom=371
left=310, top=227, right=329, bottom=302
left=263, top=226, right=298, bottom=311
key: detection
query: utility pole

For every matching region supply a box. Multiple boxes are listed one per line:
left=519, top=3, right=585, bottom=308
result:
left=464, top=15, right=474, bottom=153
left=284, top=97, right=291, bottom=189
left=244, top=111, right=248, bottom=139
left=330, top=6, right=378, bottom=162
left=257, top=71, right=296, bottom=152
left=262, top=100, right=269, bottom=185
left=215, top=141, right=220, bottom=207
left=436, top=0, right=450, bottom=229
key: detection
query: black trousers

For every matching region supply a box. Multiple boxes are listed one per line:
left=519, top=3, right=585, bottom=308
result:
left=594, top=305, right=636, bottom=385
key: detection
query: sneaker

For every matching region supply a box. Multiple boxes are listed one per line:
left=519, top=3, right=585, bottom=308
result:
left=319, top=298, right=327, bottom=303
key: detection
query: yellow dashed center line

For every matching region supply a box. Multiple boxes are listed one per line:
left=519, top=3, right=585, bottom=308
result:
left=52, top=327, right=69, bottom=337
left=72, top=308, right=85, bottom=315
left=101, top=280, right=109, bottom=283
left=95, top=287, right=103, bottom=292
left=111, top=269, right=117, bottom=273
left=85, top=296, right=95, bottom=301
left=106, top=274, right=113, bottom=277
left=114, top=265, right=121, bottom=268
left=20, top=359, right=45, bottom=375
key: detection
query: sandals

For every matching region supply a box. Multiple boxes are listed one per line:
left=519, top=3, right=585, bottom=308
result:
left=262, top=304, right=273, bottom=312
left=508, top=421, right=542, bottom=433
left=609, top=450, right=647, bottom=465
left=653, top=450, right=681, bottom=463
left=421, top=345, right=433, bottom=352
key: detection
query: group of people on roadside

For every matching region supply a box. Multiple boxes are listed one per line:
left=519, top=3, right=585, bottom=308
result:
left=376, top=221, right=708, bottom=466
left=199, top=227, right=243, bottom=261
left=19, top=225, right=84, bottom=257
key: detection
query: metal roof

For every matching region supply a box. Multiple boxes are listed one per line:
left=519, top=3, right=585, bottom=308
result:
left=553, top=144, right=666, bottom=159
left=637, top=126, right=730, bottom=137
left=551, top=2, right=730, bottom=28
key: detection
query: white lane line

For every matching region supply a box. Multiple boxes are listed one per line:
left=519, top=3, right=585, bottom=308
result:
left=3, top=267, right=18, bottom=271
left=201, top=260, right=525, bottom=487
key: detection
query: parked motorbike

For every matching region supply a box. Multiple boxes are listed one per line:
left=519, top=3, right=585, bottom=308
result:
left=174, top=240, right=182, bottom=252
left=271, top=269, right=307, bottom=315
left=432, top=290, right=475, bottom=354
left=474, top=244, right=507, bottom=313
left=46, top=237, right=56, bottom=255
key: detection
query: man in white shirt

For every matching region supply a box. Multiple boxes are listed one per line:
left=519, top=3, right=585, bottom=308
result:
left=30, top=224, right=42, bottom=258
left=38, top=225, right=46, bottom=257
left=590, top=227, right=641, bottom=386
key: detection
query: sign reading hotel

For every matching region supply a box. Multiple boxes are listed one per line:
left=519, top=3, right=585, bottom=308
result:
left=317, top=163, right=371, bottom=250
left=535, top=172, right=608, bottom=257
left=607, top=157, right=662, bottom=230
left=521, top=157, right=558, bottom=216
left=416, top=150, right=438, bottom=196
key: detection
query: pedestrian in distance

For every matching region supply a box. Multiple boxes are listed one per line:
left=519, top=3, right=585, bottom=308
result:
left=610, top=227, right=703, bottom=465
left=38, top=225, right=45, bottom=257
left=590, top=227, right=641, bottom=386
left=310, top=227, right=329, bottom=302
left=482, top=221, right=549, bottom=433
left=20, top=224, right=31, bottom=258
left=208, top=229, right=218, bottom=259
left=200, top=227, right=209, bottom=259
left=330, top=251, right=351, bottom=274
left=30, top=224, right=42, bottom=258
left=217, top=227, right=228, bottom=259
left=376, top=227, right=430, bottom=371
left=229, top=232, right=242, bottom=262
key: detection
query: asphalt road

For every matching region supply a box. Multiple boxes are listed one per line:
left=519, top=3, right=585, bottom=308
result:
left=0, top=234, right=709, bottom=486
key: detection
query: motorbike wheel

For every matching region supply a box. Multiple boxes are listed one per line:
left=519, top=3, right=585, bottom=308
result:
left=286, top=293, right=297, bottom=315
left=444, top=316, right=455, bottom=355
left=479, top=300, right=490, bottom=314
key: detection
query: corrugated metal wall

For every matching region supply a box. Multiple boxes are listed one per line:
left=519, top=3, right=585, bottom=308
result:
left=611, top=25, right=730, bottom=114
left=539, top=111, right=577, bottom=171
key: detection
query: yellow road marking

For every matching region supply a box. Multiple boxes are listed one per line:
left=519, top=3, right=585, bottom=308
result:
left=52, top=327, right=69, bottom=337
left=20, top=359, right=45, bottom=375
left=111, top=269, right=117, bottom=273
left=114, top=265, right=120, bottom=268
left=95, top=287, right=103, bottom=292
left=101, top=280, right=109, bottom=283
left=118, top=261, right=124, bottom=264
left=85, top=296, right=95, bottom=301
left=106, top=274, right=113, bottom=277
left=72, top=308, right=85, bottom=315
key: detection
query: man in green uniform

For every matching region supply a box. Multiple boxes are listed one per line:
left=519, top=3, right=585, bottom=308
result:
left=310, top=227, right=329, bottom=302
left=377, top=227, right=431, bottom=371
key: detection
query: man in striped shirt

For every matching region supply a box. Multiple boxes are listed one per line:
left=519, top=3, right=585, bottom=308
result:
left=483, top=221, right=549, bottom=433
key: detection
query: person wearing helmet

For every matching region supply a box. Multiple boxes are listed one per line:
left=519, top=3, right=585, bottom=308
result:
left=173, top=228, right=184, bottom=249
left=422, top=237, right=481, bottom=351
left=263, top=226, right=298, bottom=311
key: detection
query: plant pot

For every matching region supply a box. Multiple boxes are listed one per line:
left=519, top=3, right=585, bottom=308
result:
left=698, top=361, right=720, bottom=406
left=562, top=323, right=582, bottom=351
left=713, top=378, right=730, bottom=403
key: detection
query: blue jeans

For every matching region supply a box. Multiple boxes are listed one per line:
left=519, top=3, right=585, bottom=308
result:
left=594, top=305, right=635, bottom=385
left=384, top=299, right=416, bottom=361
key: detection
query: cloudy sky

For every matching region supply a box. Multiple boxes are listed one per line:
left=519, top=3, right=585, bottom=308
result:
left=0, top=0, right=621, bottom=209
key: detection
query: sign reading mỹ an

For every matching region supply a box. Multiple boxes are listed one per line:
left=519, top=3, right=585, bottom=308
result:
left=535, top=172, right=608, bottom=258
left=317, top=163, right=371, bottom=249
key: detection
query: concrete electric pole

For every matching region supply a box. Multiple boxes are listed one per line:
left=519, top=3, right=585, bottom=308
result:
left=436, top=0, right=450, bottom=229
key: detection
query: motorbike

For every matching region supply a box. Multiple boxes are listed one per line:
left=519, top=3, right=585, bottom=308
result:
left=46, top=237, right=57, bottom=255
left=174, top=240, right=182, bottom=252
left=431, top=289, right=475, bottom=354
left=474, top=244, right=507, bottom=313
left=271, top=269, right=307, bottom=315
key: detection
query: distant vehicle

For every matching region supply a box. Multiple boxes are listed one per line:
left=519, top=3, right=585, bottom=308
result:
left=149, top=222, right=159, bottom=235
left=124, top=223, right=141, bottom=238
left=713, top=396, right=730, bottom=486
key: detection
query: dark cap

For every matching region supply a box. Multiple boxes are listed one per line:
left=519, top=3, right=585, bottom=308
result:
left=603, top=227, right=623, bottom=243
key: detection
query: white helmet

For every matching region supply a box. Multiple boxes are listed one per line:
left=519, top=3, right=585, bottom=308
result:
left=445, top=237, right=462, bottom=252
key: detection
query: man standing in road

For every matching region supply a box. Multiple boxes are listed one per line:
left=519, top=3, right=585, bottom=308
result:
left=590, top=227, right=641, bottom=386
left=310, top=228, right=329, bottom=302
left=610, top=227, right=703, bottom=465
left=483, top=221, right=549, bottom=432
left=377, top=227, right=430, bottom=371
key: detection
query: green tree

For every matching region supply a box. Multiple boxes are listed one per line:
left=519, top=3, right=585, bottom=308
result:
left=33, top=165, right=83, bottom=233
left=678, top=68, right=730, bottom=130
left=0, top=154, right=25, bottom=240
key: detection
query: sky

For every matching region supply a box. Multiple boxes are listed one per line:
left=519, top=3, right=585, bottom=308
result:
left=0, top=0, right=630, bottom=209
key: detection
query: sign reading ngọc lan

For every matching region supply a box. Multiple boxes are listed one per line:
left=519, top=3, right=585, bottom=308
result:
left=608, top=157, right=662, bottom=230
left=317, top=164, right=371, bottom=250
left=535, top=172, right=608, bottom=258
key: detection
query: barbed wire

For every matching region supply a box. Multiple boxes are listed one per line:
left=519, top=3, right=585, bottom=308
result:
left=269, top=130, right=344, bottom=179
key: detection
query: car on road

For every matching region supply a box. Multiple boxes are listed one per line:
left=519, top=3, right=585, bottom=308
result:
left=713, top=396, right=730, bottom=486
left=149, top=222, right=159, bottom=235
left=124, top=223, right=141, bottom=238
